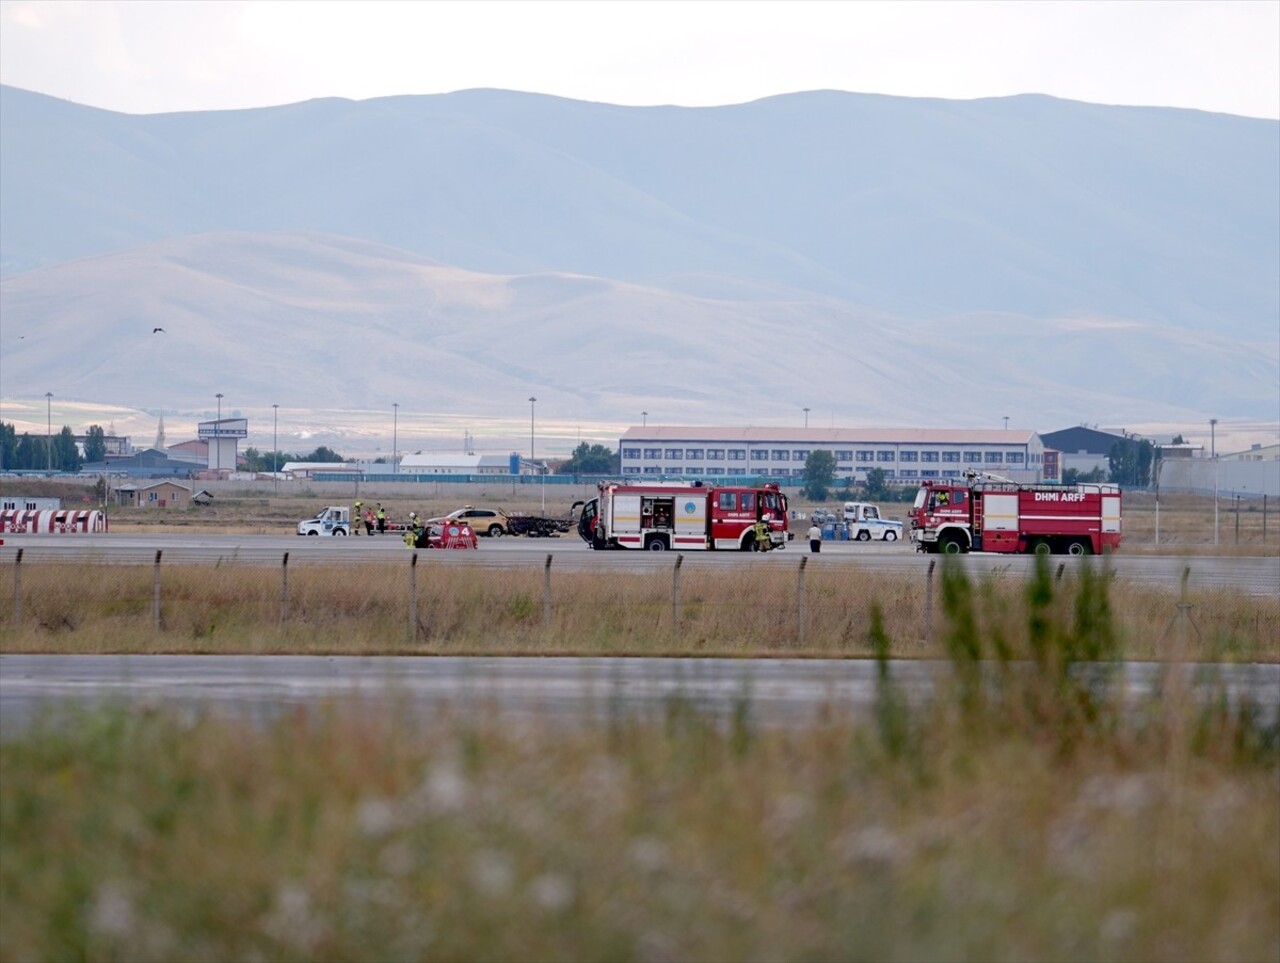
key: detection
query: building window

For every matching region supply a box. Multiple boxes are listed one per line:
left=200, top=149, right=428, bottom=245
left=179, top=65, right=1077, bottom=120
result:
left=792, top=450, right=810, bottom=461
left=791, top=468, right=805, bottom=477
left=667, top=466, right=683, bottom=474
left=727, top=449, right=746, bottom=461
left=856, top=450, right=874, bottom=462
left=921, top=469, right=939, bottom=478
left=707, top=448, right=725, bottom=459
left=706, top=466, right=725, bottom=475
left=900, top=451, right=918, bottom=462
left=623, top=447, right=641, bottom=459
left=942, top=451, right=961, bottom=463
left=835, top=450, right=852, bottom=461
left=685, top=448, right=704, bottom=460
left=963, top=451, right=983, bottom=462
left=921, top=451, right=939, bottom=463
left=642, top=466, right=660, bottom=474
left=985, top=452, right=1003, bottom=464
left=771, top=450, right=790, bottom=461
left=686, top=468, right=704, bottom=475
left=899, top=469, right=918, bottom=478
left=751, top=449, right=769, bottom=461
left=1006, top=452, right=1025, bottom=464
left=643, top=448, right=661, bottom=459
left=664, top=448, right=682, bottom=460
left=877, top=451, right=895, bottom=462
left=942, top=469, right=961, bottom=478
left=772, top=468, right=789, bottom=477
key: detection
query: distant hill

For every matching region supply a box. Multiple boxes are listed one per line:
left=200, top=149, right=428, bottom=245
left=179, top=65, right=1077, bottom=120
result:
left=1, top=231, right=1272, bottom=434
left=0, top=85, right=1276, bottom=444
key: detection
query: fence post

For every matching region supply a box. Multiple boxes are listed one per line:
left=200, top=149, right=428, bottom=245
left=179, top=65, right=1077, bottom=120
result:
left=409, top=552, right=419, bottom=643
left=280, top=552, right=289, bottom=624
left=924, top=559, right=936, bottom=646
left=796, top=555, right=807, bottom=647
left=152, top=550, right=163, bottom=629
left=543, top=554, right=553, bottom=630
left=672, top=554, right=683, bottom=632
left=11, top=548, right=22, bottom=627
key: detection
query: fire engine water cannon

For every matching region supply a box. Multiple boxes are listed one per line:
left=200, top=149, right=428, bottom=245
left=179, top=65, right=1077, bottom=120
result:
left=909, top=476, right=1123, bottom=557
left=579, top=480, right=792, bottom=552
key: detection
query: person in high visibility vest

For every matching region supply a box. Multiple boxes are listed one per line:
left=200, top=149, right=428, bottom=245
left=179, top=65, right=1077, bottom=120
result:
left=376, top=504, right=387, bottom=534
left=353, top=501, right=363, bottom=535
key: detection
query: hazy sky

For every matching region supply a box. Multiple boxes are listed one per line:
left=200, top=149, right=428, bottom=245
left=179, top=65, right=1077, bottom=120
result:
left=2, top=0, right=1277, bottom=119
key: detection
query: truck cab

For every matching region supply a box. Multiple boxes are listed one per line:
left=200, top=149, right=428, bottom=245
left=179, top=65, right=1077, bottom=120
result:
left=297, top=506, right=350, bottom=536
left=842, top=501, right=905, bottom=541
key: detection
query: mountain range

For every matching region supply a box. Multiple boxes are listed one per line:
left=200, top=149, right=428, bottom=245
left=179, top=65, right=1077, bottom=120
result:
left=0, top=84, right=1276, bottom=454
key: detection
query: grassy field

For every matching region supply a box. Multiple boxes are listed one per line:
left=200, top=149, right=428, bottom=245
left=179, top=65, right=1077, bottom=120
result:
left=3, top=483, right=1277, bottom=960
left=3, top=552, right=1277, bottom=661
left=3, top=565, right=1277, bottom=961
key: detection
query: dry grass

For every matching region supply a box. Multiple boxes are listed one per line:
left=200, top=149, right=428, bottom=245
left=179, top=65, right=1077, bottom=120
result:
left=3, top=558, right=1277, bottom=662
left=3, top=555, right=1277, bottom=961
left=2, top=666, right=1276, bottom=961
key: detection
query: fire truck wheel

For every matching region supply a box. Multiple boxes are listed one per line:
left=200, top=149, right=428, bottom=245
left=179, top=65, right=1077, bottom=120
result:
left=1032, top=539, right=1052, bottom=556
left=856, top=530, right=872, bottom=541
left=1066, top=539, right=1091, bottom=556
left=939, top=534, right=965, bottom=555
left=646, top=537, right=669, bottom=552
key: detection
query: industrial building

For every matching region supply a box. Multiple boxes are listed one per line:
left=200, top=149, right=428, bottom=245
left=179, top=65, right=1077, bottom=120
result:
left=617, top=427, right=1054, bottom=484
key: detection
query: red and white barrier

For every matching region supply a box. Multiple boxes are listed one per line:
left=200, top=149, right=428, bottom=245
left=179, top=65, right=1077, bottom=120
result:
left=0, top=510, right=108, bottom=534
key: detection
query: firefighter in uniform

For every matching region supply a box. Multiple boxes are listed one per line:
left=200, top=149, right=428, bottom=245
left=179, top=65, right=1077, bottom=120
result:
left=753, top=518, right=772, bottom=552
left=376, top=503, right=387, bottom=534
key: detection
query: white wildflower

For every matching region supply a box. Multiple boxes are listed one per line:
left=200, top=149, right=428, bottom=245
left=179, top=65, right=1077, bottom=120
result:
left=529, top=872, right=575, bottom=912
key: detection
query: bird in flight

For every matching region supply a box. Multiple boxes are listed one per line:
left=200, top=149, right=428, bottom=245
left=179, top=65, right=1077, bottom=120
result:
left=152, top=327, right=165, bottom=333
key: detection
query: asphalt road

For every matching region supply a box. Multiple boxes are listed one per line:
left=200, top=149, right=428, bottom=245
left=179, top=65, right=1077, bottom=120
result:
left=3, top=654, right=1277, bottom=734
left=2, top=532, right=1277, bottom=596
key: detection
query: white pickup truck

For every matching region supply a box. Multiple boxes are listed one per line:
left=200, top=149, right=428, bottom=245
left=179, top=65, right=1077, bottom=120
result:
left=297, top=506, right=351, bottom=536
left=842, top=502, right=904, bottom=542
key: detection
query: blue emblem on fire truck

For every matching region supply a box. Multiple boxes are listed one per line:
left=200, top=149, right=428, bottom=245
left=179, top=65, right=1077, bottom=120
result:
left=683, top=501, right=697, bottom=514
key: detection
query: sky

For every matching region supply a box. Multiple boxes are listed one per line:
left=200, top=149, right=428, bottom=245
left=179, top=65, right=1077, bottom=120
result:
left=1, top=0, right=1277, bottom=119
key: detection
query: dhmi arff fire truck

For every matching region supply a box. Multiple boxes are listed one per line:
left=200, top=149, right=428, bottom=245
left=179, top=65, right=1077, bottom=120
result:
left=909, top=471, right=1122, bottom=556
left=578, top=480, right=790, bottom=551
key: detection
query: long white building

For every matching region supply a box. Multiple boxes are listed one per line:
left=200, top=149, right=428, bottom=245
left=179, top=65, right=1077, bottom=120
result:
left=618, top=427, right=1055, bottom=484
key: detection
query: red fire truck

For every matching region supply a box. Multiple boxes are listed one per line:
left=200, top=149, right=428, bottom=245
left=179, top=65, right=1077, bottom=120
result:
left=909, top=471, right=1122, bottom=556
left=578, top=480, right=790, bottom=551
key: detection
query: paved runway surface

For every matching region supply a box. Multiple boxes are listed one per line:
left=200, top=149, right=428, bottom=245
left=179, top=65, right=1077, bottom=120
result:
left=3, top=654, right=1276, bottom=733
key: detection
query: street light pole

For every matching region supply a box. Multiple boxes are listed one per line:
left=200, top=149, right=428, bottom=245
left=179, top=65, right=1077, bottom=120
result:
left=214, top=393, right=223, bottom=473
left=272, top=404, right=279, bottom=496
left=642, top=411, right=647, bottom=427
left=529, top=396, right=537, bottom=466
left=393, top=403, right=399, bottom=474
left=45, top=391, right=52, bottom=472
left=1003, top=416, right=1009, bottom=431
left=1210, top=418, right=1219, bottom=545
left=803, top=407, right=810, bottom=429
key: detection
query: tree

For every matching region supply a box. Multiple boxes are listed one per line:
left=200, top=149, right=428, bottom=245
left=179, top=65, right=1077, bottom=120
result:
left=0, top=422, right=15, bottom=470
left=863, top=467, right=892, bottom=501
left=83, top=425, right=107, bottom=463
left=54, top=426, right=82, bottom=472
left=556, top=443, right=618, bottom=475
left=800, top=450, right=836, bottom=501
left=301, top=446, right=344, bottom=463
left=1107, top=438, right=1154, bottom=487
